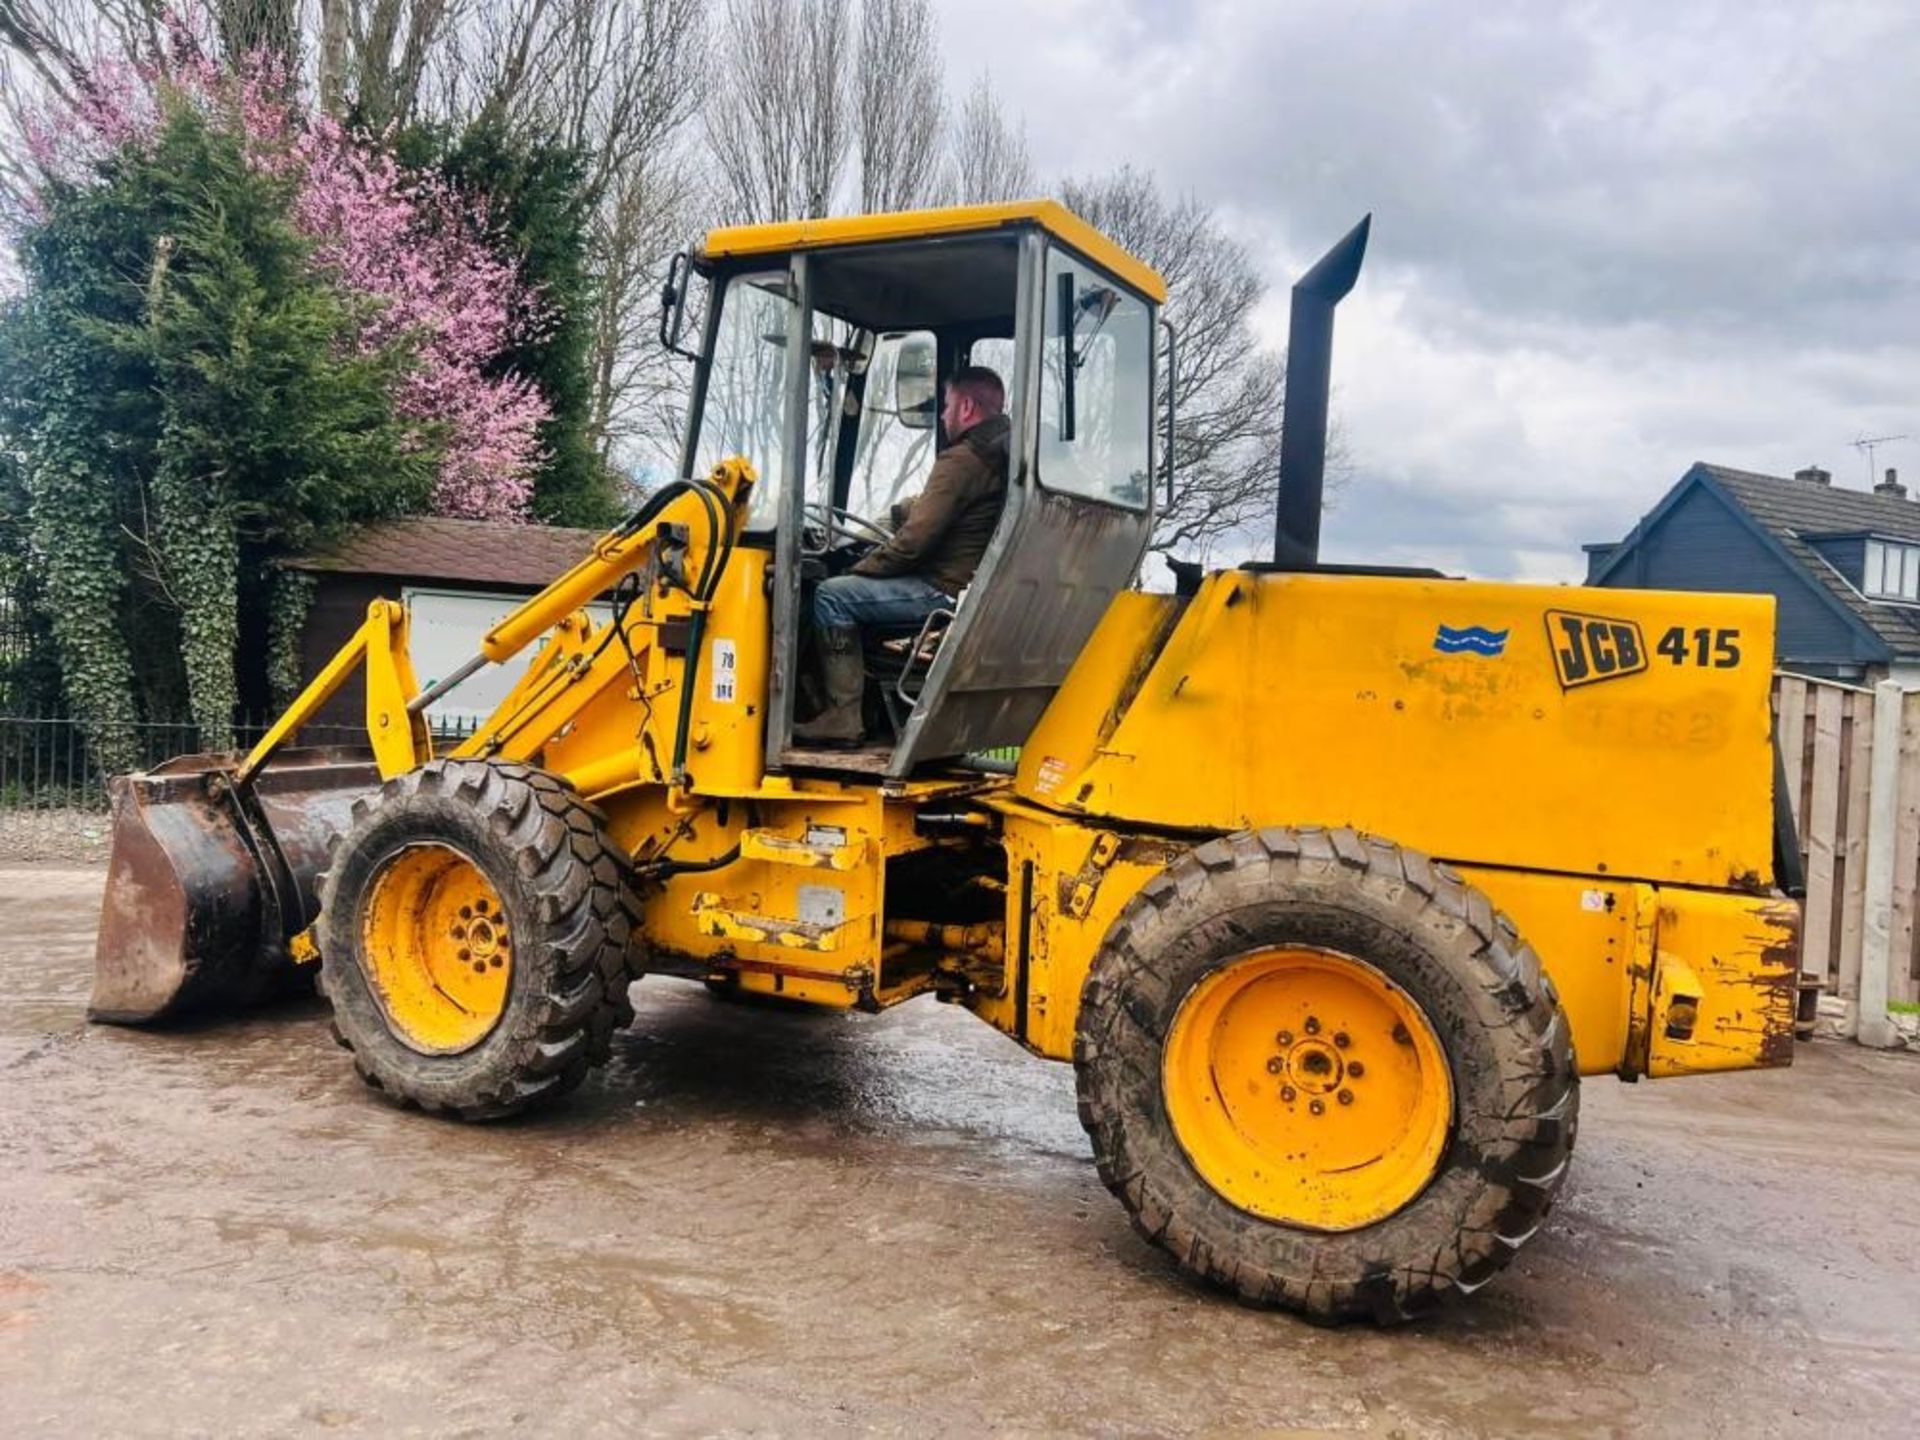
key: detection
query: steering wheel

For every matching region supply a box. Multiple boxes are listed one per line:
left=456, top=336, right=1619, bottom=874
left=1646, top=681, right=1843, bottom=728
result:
left=801, top=501, right=893, bottom=556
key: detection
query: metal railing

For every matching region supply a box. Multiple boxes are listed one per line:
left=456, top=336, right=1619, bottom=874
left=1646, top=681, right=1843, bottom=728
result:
left=0, top=710, right=481, bottom=812
left=1, top=706, right=1021, bottom=813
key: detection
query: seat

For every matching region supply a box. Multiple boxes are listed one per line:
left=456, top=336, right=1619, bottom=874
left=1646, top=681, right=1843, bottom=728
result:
left=863, top=603, right=957, bottom=737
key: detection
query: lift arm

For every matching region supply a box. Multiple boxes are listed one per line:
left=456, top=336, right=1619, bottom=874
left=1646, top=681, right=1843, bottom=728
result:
left=237, top=459, right=757, bottom=787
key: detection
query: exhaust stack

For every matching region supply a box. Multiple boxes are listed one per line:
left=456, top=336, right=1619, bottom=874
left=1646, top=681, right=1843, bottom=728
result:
left=1274, top=214, right=1371, bottom=568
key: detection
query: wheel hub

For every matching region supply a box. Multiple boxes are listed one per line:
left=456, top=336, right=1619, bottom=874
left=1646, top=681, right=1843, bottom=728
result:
left=1283, top=1035, right=1346, bottom=1094
left=456, top=906, right=505, bottom=967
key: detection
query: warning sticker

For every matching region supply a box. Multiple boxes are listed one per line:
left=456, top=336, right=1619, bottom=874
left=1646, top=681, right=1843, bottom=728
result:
left=1034, top=755, right=1068, bottom=796
left=711, top=638, right=738, bottom=703
left=1580, top=889, right=1610, bottom=913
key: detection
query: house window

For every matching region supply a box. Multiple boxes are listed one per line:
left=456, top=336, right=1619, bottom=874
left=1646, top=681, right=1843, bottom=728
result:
left=1864, top=539, right=1920, bottom=601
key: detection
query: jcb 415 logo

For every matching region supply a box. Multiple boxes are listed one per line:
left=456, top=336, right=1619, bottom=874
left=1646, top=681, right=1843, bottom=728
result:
left=1546, top=610, right=1648, bottom=689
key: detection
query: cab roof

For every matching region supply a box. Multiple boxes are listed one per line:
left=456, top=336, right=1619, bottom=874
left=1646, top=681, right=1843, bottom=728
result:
left=700, top=199, right=1168, bottom=305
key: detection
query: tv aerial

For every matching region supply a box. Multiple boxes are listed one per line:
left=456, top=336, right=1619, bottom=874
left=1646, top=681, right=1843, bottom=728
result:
left=1853, top=433, right=1908, bottom=486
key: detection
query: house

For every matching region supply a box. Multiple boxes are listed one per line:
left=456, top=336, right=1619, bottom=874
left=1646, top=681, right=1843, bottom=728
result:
left=1585, top=462, right=1920, bottom=685
left=285, top=516, right=605, bottom=731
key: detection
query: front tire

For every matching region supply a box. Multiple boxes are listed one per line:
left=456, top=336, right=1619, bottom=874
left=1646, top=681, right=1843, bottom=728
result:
left=317, top=759, right=638, bottom=1120
left=1075, top=826, right=1577, bottom=1323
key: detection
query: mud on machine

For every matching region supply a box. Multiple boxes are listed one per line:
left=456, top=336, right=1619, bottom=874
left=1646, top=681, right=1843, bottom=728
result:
left=91, top=202, right=1800, bottom=1322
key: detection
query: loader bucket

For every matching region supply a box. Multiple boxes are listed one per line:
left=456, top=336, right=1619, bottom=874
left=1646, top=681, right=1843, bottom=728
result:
left=89, top=748, right=382, bottom=1024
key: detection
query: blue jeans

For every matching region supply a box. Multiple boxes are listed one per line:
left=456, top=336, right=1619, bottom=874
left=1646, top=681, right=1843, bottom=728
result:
left=812, top=573, right=951, bottom=634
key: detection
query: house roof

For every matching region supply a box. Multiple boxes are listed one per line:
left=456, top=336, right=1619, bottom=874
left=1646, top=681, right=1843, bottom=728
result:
left=1593, top=462, right=1920, bottom=659
left=287, top=516, right=603, bottom=590
left=1696, top=464, right=1920, bottom=658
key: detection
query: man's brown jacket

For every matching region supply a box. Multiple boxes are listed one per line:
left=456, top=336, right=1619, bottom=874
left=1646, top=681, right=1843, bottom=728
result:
left=851, top=413, right=1011, bottom=596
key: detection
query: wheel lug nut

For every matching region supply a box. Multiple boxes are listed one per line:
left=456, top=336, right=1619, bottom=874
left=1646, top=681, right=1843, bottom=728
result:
left=1392, top=1023, right=1412, bottom=1045
left=1333, top=1031, right=1350, bottom=1049
left=472, top=962, right=487, bottom=976
left=1280, top=1085, right=1296, bottom=1102
left=1276, top=1029, right=1293, bottom=1046
left=1309, top=1099, right=1325, bottom=1116
left=1348, top=1061, right=1365, bottom=1078
left=1266, top=1057, right=1284, bottom=1074
left=459, top=905, right=473, bottom=919
left=1337, top=1089, right=1353, bottom=1105
left=458, top=948, right=471, bottom=961
left=1304, top=1016, right=1321, bottom=1035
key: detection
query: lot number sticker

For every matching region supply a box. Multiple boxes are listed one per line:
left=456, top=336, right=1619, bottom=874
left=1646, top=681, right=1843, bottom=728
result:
left=711, top=638, right=738, bottom=703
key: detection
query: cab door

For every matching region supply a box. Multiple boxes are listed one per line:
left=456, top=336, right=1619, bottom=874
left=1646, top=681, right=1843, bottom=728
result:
left=887, top=233, right=1159, bottom=775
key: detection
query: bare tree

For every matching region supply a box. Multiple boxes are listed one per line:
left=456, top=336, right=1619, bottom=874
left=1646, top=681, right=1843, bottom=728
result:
left=335, top=0, right=454, bottom=129
left=0, top=0, right=176, bottom=92
left=704, top=0, right=852, bottom=222
left=430, top=0, right=703, bottom=198
left=855, top=0, right=942, bottom=212
left=0, top=1, right=89, bottom=103
left=1060, top=167, right=1306, bottom=560
left=411, top=0, right=709, bottom=468
left=589, top=151, right=706, bottom=468
left=317, top=0, right=350, bottom=114
left=212, top=0, right=298, bottom=73
left=792, top=0, right=851, bottom=217
left=943, top=74, right=1033, bottom=204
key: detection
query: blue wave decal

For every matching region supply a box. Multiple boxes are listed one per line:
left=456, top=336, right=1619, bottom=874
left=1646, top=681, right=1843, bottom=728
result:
left=1433, top=624, right=1509, bottom=656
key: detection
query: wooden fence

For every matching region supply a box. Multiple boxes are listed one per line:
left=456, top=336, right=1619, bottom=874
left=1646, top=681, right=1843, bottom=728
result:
left=1775, top=674, right=1920, bottom=1021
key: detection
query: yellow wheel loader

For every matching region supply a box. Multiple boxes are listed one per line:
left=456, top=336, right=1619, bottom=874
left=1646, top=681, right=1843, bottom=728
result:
left=90, top=202, right=1802, bottom=1323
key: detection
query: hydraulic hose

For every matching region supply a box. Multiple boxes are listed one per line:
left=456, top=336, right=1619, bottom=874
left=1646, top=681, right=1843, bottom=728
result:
left=667, top=475, right=738, bottom=786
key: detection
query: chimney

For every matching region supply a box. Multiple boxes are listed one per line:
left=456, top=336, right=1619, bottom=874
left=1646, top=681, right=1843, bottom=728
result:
left=1877, top=467, right=1908, bottom=499
left=1794, top=465, right=1832, bottom=485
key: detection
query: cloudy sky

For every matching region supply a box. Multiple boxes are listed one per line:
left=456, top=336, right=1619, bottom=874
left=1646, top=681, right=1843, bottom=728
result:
left=934, top=0, right=1920, bottom=579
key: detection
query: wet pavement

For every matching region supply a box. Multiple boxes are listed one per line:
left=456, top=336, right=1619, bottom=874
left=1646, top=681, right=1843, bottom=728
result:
left=2, top=862, right=1918, bottom=1438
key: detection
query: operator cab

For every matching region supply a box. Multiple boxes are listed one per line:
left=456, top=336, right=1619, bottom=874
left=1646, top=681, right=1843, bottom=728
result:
left=666, top=203, right=1167, bottom=778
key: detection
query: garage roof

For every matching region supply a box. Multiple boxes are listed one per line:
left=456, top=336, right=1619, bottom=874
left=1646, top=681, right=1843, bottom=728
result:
left=287, top=517, right=604, bottom=590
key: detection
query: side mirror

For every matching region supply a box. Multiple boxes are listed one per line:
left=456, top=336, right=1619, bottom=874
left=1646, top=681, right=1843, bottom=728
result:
left=658, top=250, right=698, bottom=361
left=882, top=333, right=938, bottom=430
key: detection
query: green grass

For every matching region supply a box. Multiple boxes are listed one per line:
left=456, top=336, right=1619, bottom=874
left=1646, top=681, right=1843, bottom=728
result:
left=1889, top=1000, right=1920, bottom=1016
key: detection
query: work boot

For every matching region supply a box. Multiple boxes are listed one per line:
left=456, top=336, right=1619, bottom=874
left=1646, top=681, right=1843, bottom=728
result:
left=793, top=625, right=866, bottom=745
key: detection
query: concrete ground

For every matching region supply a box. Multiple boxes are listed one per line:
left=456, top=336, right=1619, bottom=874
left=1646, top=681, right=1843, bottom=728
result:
left=2, top=863, right=1917, bottom=1439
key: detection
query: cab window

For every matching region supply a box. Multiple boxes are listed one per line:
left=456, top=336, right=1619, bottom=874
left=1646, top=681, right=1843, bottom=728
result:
left=846, top=332, right=1014, bottom=522
left=845, top=330, right=937, bottom=522
left=692, top=271, right=797, bottom=531
left=1038, top=250, right=1152, bottom=509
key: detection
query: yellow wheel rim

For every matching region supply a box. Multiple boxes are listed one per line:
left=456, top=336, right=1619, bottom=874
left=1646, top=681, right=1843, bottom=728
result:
left=1162, top=946, right=1453, bottom=1232
left=360, top=844, right=513, bottom=1054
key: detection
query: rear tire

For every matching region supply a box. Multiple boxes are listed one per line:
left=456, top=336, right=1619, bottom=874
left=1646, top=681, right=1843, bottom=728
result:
left=1075, top=826, right=1577, bottom=1324
left=317, top=759, right=638, bottom=1120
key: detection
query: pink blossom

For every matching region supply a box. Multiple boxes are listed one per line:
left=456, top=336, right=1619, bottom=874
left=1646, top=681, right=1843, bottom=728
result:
left=290, top=114, right=548, bottom=519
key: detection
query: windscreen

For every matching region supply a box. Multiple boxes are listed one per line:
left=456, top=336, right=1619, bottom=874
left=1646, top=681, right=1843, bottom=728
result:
left=691, top=271, right=797, bottom=531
